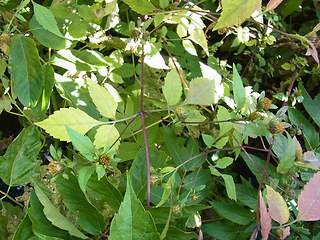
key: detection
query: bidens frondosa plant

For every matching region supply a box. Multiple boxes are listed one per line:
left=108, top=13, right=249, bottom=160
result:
left=0, top=0, right=319, bottom=239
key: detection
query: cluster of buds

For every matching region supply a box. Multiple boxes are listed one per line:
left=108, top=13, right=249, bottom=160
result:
left=257, top=97, right=272, bottom=111
left=99, top=154, right=112, bottom=166
left=268, top=120, right=285, bottom=134
left=47, top=161, right=63, bottom=175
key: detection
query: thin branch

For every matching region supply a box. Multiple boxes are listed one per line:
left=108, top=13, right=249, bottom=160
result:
left=163, top=40, right=189, bottom=89
left=256, top=136, right=274, bottom=225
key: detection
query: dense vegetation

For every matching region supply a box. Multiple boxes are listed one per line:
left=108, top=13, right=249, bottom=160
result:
left=0, top=0, right=320, bottom=239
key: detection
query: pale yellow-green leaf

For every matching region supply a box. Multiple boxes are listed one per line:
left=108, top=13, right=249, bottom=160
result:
left=213, top=0, right=262, bottom=31
left=188, top=22, right=208, bottom=55
left=88, top=80, right=118, bottom=119
left=36, top=107, right=102, bottom=142
left=266, top=185, right=290, bottom=225
left=162, top=69, right=182, bottom=106
left=94, top=125, right=120, bottom=151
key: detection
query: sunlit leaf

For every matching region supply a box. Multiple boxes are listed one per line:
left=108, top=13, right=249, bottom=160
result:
left=297, top=171, right=320, bottom=221
left=265, top=0, right=284, bottom=11
left=88, top=80, right=118, bottom=119
left=78, top=165, right=96, bottom=193
left=94, top=124, right=120, bottom=151
left=188, top=22, right=208, bottom=55
left=9, top=36, right=44, bottom=107
left=221, top=174, right=237, bottom=201
left=213, top=0, right=262, bottom=30
left=184, top=77, right=215, bottom=105
left=32, top=1, right=65, bottom=38
left=122, top=0, right=156, bottom=15
left=266, top=185, right=289, bottom=224
left=109, top=173, right=160, bottom=240
left=0, top=126, right=41, bottom=186
left=259, top=191, right=272, bottom=240
left=32, top=181, right=88, bottom=239
left=232, top=64, right=246, bottom=110
left=162, top=69, right=182, bottom=106
left=36, top=107, right=102, bottom=142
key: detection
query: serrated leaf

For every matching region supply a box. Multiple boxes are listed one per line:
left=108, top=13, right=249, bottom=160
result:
left=32, top=1, right=65, bottom=38
left=94, top=124, right=120, bottom=151
left=0, top=126, right=41, bottom=186
left=232, top=64, right=246, bottom=110
left=265, top=0, right=284, bottom=11
left=32, top=181, right=88, bottom=239
left=210, top=201, right=254, bottom=225
left=259, top=191, right=272, bottom=240
left=188, top=22, right=208, bottom=55
left=184, top=77, right=215, bottom=105
left=156, top=172, right=175, bottom=208
left=9, top=36, right=44, bottom=107
left=66, top=126, right=95, bottom=161
left=266, top=185, right=289, bottom=224
left=88, top=80, right=118, bottom=119
left=213, top=0, right=262, bottom=30
left=221, top=174, right=237, bottom=200
left=297, top=171, right=320, bottom=221
left=36, top=107, right=102, bottom=142
left=109, top=173, right=160, bottom=240
left=162, top=69, right=182, bottom=106
left=55, top=170, right=106, bottom=235
left=122, top=0, right=156, bottom=15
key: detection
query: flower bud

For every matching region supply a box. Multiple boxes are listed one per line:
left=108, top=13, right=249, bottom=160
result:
left=268, top=120, right=285, bottom=134
left=258, top=97, right=272, bottom=111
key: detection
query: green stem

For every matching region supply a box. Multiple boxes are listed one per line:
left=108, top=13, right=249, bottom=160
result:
left=0, top=190, right=24, bottom=208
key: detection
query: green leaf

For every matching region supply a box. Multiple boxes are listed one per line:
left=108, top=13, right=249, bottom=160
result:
left=32, top=181, right=88, bottom=239
left=236, top=184, right=257, bottom=209
left=274, top=133, right=296, bottom=173
left=266, top=185, right=290, bottom=224
left=221, top=174, right=237, bottom=201
left=202, top=222, right=244, bottom=240
left=94, top=124, right=120, bottom=151
left=0, top=126, right=41, bottom=186
left=86, top=174, right=123, bottom=211
left=162, top=69, right=182, bottom=106
left=164, top=226, right=197, bottom=240
left=88, top=80, right=118, bottom=119
left=184, top=77, right=216, bottom=105
left=232, top=63, right=246, bottom=110
left=29, top=16, right=70, bottom=50
left=162, top=127, right=187, bottom=170
left=216, top=157, right=233, bottom=169
left=188, top=22, right=208, bottom=55
left=66, top=126, right=96, bottom=161
left=28, top=190, right=81, bottom=239
left=240, top=152, right=276, bottom=182
left=55, top=170, right=106, bottom=235
left=183, top=170, right=210, bottom=191
left=78, top=5, right=95, bottom=20
left=9, top=36, right=44, bottom=107
left=156, top=172, right=176, bottom=208
left=12, top=215, right=35, bottom=240
left=109, top=173, right=160, bottom=240
left=118, top=142, right=140, bottom=162
left=32, top=64, right=55, bottom=120
left=32, top=1, right=65, bottom=38
left=54, top=73, right=100, bottom=119
left=300, top=83, right=320, bottom=128
left=186, top=138, right=202, bottom=170
left=210, top=201, right=254, bottom=225
left=213, top=0, right=262, bottom=30
left=78, top=165, right=96, bottom=193
left=122, top=0, right=156, bottom=15
left=36, top=107, right=102, bottom=142
left=216, top=106, right=233, bottom=139
left=288, top=108, right=319, bottom=150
